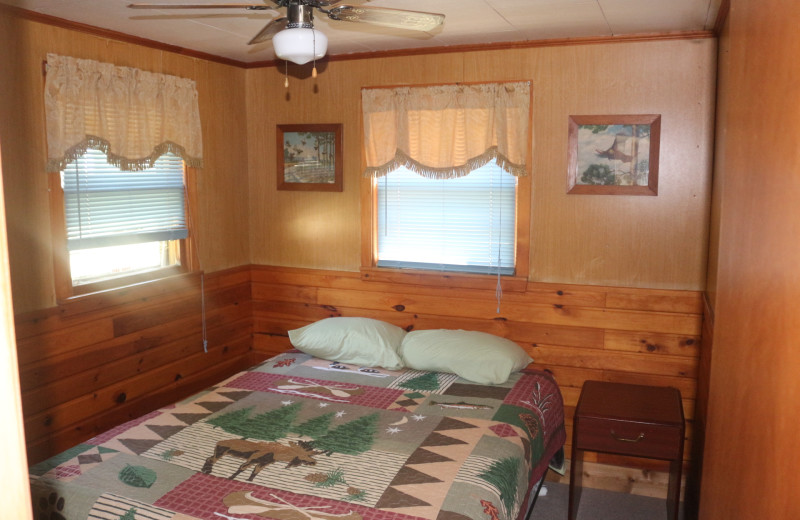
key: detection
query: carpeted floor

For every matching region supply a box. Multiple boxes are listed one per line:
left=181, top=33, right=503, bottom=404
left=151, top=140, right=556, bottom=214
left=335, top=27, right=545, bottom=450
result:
left=530, top=481, right=685, bottom=520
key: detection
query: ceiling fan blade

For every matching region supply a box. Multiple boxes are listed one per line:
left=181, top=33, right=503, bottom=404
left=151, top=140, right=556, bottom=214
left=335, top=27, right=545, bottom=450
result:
left=327, top=5, right=444, bottom=31
left=127, top=3, right=271, bottom=9
left=305, top=0, right=344, bottom=6
left=248, top=17, right=288, bottom=44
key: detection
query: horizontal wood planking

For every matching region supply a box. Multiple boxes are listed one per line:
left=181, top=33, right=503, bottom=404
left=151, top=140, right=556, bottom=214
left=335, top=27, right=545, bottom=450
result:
left=16, top=263, right=703, bottom=493
left=21, top=312, right=250, bottom=417
left=16, top=267, right=254, bottom=463
left=250, top=265, right=702, bottom=471
left=18, top=286, right=250, bottom=392
left=25, top=347, right=254, bottom=463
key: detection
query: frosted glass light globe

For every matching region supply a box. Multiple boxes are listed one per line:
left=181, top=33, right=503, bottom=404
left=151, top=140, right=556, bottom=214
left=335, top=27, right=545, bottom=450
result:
left=273, top=28, right=328, bottom=65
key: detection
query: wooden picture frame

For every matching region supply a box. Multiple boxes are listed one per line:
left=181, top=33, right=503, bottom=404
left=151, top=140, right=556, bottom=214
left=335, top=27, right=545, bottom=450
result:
left=277, top=124, right=343, bottom=192
left=567, top=114, right=661, bottom=195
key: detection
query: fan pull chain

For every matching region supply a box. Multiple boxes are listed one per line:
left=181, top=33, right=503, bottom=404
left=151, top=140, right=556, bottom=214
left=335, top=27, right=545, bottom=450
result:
left=284, top=60, right=289, bottom=88
left=312, top=29, right=318, bottom=79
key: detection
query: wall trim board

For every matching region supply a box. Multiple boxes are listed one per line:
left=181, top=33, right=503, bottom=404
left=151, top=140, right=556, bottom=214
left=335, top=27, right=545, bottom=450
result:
left=683, top=292, right=715, bottom=518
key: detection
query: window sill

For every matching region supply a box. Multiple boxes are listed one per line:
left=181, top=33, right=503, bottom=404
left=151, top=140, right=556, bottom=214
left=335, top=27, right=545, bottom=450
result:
left=359, top=266, right=527, bottom=292
left=70, top=265, right=187, bottom=296
left=55, top=270, right=204, bottom=314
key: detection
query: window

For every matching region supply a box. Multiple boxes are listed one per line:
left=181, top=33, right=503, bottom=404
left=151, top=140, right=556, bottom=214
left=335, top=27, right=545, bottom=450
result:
left=51, top=148, right=195, bottom=297
left=376, top=160, right=517, bottom=275
left=361, top=81, right=532, bottom=282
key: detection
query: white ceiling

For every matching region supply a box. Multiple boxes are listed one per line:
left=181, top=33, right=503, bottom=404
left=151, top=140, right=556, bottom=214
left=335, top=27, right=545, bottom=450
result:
left=1, top=0, right=722, bottom=64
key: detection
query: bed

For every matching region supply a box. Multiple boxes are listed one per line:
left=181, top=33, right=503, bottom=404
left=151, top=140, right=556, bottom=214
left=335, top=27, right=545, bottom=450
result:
left=29, top=320, right=566, bottom=520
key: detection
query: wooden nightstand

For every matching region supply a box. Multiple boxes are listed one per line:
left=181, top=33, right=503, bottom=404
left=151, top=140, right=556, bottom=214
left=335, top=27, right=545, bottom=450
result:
left=568, top=381, right=685, bottom=520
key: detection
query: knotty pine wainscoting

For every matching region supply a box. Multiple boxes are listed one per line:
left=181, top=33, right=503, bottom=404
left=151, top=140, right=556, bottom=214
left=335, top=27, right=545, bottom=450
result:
left=16, top=267, right=253, bottom=464
left=251, top=265, right=703, bottom=498
left=16, top=264, right=703, bottom=498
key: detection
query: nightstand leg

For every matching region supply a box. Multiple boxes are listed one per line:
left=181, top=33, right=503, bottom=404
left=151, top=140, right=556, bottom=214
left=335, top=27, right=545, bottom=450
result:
left=667, top=458, right=682, bottom=520
left=568, top=446, right=583, bottom=520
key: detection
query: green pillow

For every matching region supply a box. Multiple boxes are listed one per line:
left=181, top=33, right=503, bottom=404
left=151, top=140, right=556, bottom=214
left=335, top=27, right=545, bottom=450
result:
left=288, top=317, right=406, bottom=370
left=399, top=329, right=532, bottom=384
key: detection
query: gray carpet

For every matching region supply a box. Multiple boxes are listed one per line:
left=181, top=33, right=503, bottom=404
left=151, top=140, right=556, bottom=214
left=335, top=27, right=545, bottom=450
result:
left=530, top=481, right=685, bottom=520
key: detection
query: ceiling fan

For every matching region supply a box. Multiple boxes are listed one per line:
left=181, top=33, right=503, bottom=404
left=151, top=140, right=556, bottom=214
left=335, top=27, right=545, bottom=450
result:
left=128, top=0, right=445, bottom=65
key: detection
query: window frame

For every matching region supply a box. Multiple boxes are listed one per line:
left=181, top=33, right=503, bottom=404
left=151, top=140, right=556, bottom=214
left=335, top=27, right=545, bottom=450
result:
left=360, top=165, right=531, bottom=289
left=49, top=163, right=199, bottom=301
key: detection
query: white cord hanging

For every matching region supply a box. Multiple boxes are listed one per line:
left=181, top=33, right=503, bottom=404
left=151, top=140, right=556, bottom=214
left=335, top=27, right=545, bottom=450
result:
left=200, top=272, right=208, bottom=353
left=495, top=163, right=503, bottom=314
left=184, top=182, right=208, bottom=353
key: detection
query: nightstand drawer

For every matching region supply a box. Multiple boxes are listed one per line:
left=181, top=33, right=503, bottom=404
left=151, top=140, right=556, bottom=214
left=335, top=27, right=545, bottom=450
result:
left=575, top=417, right=683, bottom=459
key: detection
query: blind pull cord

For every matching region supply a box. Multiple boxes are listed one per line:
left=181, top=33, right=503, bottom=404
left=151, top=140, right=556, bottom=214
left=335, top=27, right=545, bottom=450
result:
left=184, top=182, right=208, bottom=353
left=495, top=164, right=503, bottom=314
left=496, top=270, right=503, bottom=314
left=200, top=272, right=208, bottom=353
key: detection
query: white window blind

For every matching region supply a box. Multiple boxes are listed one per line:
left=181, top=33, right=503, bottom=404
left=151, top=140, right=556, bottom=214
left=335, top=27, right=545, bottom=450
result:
left=377, top=161, right=516, bottom=275
left=62, top=149, right=187, bottom=251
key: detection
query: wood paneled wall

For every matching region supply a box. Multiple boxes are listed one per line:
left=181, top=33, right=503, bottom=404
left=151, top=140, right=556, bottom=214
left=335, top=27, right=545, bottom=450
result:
left=700, top=0, right=800, bottom=517
left=0, top=8, right=251, bottom=314
left=249, top=265, right=702, bottom=489
left=0, top=144, right=32, bottom=517
left=0, top=7, right=718, bottom=502
left=246, top=39, right=717, bottom=291
left=15, top=267, right=254, bottom=464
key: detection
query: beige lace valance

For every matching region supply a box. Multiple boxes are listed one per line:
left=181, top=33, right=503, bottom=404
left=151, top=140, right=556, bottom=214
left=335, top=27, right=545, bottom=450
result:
left=44, top=53, right=203, bottom=172
left=362, top=81, right=531, bottom=178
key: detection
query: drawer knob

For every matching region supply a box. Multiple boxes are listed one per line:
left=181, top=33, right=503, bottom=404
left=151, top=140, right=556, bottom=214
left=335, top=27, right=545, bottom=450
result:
left=610, top=430, right=645, bottom=443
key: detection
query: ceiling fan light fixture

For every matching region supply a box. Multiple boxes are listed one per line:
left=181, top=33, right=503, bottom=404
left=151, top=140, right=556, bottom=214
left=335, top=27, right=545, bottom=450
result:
left=273, top=27, right=328, bottom=65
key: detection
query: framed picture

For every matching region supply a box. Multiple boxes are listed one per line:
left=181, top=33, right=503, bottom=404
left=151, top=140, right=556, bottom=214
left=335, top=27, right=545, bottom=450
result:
left=567, top=114, right=661, bottom=195
left=277, top=124, right=343, bottom=191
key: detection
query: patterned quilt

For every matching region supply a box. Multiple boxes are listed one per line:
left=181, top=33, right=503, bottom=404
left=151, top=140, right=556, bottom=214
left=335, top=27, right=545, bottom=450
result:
left=30, top=351, right=565, bottom=520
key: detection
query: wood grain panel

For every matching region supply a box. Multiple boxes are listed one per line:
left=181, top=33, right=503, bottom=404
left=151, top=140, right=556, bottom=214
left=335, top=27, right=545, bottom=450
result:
left=699, top=1, right=800, bottom=518
left=0, top=134, right=32, bottom=517
left=25, top=348, right=253, bottom=464
left=16, top=319, right=116, bottom=365
left=22, top=334, right=251, bottom=443
left=14, top=273, right=205, bottom=336
left=605, top=290, right=704, bottom=314
left=604, top=330, right=700, bottom=357
left=21, top=315, right=250, bottom=416
left=16, top=267, right=253, bottom=463
left=247, top=39, right=716, bottom=292
left=361, top=268, right=529, bottom=293
left=311, top=287, right=701, bottom=335
left=532, top=345, right=697, bottom=379
left=18, top=303, right=247, bottom=394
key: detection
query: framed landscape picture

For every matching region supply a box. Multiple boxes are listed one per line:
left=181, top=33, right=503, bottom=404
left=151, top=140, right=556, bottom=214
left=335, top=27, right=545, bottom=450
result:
left=567, top=114, right=661, bottom=195
left=277, top=124, right=343, bottom=192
